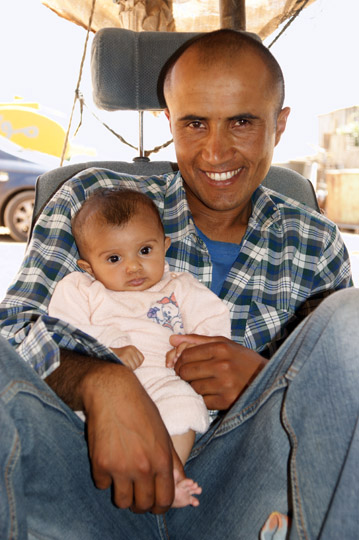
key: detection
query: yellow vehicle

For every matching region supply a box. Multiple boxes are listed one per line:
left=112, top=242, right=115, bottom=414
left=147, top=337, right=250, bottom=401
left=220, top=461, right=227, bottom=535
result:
left=0, top=101, right=68, bottom=159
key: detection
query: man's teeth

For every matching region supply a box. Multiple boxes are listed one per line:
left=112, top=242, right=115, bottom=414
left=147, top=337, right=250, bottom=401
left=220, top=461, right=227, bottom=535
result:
left=206, top=168, right=241, bottom=181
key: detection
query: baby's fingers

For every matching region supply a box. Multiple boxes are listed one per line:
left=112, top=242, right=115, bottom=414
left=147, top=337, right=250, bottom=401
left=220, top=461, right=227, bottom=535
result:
left=166, top=342, right=192, bottom=368
left=166, top=348, right=177, bottom=368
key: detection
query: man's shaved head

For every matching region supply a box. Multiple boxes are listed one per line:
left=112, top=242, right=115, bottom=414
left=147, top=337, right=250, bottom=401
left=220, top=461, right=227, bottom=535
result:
left=162, top=29, right=285, bottom=114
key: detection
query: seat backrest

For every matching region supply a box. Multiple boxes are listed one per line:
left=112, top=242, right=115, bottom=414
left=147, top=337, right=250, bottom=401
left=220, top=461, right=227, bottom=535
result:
left=32, top=163, right=320, bottom=235
left=31, top=28, right=320, bottom=235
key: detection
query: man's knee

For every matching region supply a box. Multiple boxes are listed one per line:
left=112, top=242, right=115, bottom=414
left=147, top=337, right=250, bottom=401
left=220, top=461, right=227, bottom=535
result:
left=312, top=288, right=359, bottom=386
left=315, top=287, right=359, bottom=330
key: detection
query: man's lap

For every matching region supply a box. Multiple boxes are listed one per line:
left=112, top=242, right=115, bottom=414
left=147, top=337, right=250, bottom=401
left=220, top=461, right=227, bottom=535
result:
left=1, top=288, right=359, bottom=539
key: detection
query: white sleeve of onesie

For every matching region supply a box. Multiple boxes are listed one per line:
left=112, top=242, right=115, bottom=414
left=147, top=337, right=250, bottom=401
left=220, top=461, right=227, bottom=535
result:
left=48, top=272, right=131, bottom=348
left=170, top=271, right=232, bottom=339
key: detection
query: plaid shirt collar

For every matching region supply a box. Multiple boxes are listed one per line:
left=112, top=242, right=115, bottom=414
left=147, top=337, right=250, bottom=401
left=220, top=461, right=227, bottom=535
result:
left=0, top=167, right=352, bottom=377
left=163, top=170, right=282, bottom=242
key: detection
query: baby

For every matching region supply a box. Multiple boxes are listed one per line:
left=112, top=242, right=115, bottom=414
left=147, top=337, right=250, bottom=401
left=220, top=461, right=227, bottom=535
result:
left=49, top=187, right=231, bottom=507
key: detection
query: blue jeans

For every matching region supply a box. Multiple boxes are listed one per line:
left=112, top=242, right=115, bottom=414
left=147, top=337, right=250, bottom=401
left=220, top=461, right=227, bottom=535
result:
left=1, top=288, right=359, bottom=539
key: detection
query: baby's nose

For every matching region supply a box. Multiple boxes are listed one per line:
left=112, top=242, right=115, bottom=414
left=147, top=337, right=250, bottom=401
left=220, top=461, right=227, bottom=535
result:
left=126, top=259, right=141, bottom=273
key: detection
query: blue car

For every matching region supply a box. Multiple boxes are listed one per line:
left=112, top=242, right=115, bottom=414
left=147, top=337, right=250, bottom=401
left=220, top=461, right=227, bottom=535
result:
left=0, top=139, right=56, bottom=242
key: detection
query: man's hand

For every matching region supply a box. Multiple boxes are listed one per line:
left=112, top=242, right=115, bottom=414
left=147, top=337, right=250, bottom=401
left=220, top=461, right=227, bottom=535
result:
left=166, top=341, right=195, bottom=368
left=83, top=363, right=178, bottom=512
left=111, top=345, right=144, bottom=370
left=169, top=334, right=267, bottom=410
left=47, top=352, right=179, bottom=513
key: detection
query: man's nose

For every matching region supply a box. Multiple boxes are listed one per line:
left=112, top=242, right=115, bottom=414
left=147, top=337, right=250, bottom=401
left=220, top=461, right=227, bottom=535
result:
left=201, top=127, right=234, bottom=164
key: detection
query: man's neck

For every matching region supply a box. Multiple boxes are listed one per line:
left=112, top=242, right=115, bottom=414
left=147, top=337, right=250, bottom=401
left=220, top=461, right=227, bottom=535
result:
left=192, top=207, right=251, bottom=244
left=184, top=182, right=252, bottom=243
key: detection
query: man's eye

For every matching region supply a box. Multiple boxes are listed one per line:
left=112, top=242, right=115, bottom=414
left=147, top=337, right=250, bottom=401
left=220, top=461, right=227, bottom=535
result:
left=108, top=255, right=120, bottom=263
left=140, top=246, right=152, bottom=255
left=189, top=121, right=204, bottom=129
left=235, top=118, right=250, bottom=127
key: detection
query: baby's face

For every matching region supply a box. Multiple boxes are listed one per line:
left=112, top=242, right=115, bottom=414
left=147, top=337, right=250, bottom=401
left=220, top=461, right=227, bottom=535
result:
left=81, top=214, right=170, bottom=292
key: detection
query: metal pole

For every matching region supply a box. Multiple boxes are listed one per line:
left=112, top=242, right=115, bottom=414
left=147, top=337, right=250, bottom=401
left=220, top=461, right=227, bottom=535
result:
left=219, top=0, right=246, bottom=30
left=139, top=110, right=144, bottom=158
left=133, top=110, right=150, bottom=162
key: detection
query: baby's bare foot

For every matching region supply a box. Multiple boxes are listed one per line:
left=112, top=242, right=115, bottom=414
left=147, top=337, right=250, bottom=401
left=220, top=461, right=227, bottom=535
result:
left=172, top=469, right=202, bottom=508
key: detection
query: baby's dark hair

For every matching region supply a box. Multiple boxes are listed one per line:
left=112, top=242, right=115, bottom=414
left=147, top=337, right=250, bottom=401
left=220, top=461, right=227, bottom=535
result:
left=72, top=188, right=164, bottom=256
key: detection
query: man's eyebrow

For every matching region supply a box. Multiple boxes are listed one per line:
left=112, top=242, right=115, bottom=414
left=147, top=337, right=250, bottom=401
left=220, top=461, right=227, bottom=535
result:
left=229, top=113, right=260, bottom=121
left=177, top=113, right=261, bottom=122
left=177, top=114, right=206, bottom=122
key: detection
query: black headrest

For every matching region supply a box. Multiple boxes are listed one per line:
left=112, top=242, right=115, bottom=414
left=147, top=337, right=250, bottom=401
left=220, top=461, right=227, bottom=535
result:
left=91, top=28, right=260, bottom=111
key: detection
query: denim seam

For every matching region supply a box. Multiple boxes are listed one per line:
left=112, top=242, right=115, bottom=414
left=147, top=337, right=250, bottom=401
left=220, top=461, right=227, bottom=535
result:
left=284, top=299, right=339, bottom=383
left=5, top=431, right=20, bottom=540
left=27, top=528, right=49, bottom=539
left=282, top=399, right=308, bottom=540
left=157, top=514, right=170, bottom=540
left=1, top=380, right=84, bottom=433
left=2, top=380, right=65, bottom=409
left=190, top=375, right=288, bottom=459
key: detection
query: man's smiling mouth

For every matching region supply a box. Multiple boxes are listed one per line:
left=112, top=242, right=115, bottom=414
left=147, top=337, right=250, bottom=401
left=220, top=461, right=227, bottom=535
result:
left=205, top=167, right=242, bottom=181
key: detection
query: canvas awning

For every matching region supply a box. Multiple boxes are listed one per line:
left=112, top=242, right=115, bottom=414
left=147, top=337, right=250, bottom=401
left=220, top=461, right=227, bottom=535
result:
left=41, top=0, right=317, bottom=40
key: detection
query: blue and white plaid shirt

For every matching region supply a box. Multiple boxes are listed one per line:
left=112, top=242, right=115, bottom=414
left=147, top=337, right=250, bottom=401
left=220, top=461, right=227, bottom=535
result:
left=0, top=168, right=352, bottom=378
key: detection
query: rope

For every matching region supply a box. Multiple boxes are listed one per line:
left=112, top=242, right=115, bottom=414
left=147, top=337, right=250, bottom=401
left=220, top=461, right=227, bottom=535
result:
left=75, top=92, right=138, bottom=151
left=144, top=137, right=173, bottom=158
left=59, top=0, right=96, bottom=166
left=75, top=92, right=174, bottom=157
left=61, top=0, right=173, bottom=161
left=268, top=0, right=310, bottom=49
left=59, top=0, right=311, bottom=162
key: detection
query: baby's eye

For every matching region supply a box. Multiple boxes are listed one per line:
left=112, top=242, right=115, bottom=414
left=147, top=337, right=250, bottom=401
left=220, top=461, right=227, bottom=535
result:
left=140, top=246, right=152, bottom=255
left=108, top=255, right=120, bottom=263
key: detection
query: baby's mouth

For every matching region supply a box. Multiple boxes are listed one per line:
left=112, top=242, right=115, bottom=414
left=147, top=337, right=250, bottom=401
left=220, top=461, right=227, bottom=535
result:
left=128, top=278, right=145, bottom=286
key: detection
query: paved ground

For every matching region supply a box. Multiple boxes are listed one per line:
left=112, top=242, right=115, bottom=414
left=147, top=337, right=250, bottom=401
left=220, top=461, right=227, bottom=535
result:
left=0, top=227, right=358, bottom=301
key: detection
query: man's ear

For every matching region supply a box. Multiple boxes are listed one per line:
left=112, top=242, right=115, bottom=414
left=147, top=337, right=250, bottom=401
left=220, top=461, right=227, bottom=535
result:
left=165, top=236, right=171, bottom=253
left=275, top=107, right=290, bottom=146
left=164, top=108, right=172, bottom=132
left=77, top=259, right=94, bottom=277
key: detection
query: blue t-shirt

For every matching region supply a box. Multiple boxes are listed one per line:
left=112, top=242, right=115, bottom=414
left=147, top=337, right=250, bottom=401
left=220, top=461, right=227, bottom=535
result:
left=195, top=227, right=242, bottom=296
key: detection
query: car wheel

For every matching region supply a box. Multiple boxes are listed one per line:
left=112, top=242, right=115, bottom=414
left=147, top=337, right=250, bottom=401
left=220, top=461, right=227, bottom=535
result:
left=4, top=191, right=35, bottom=242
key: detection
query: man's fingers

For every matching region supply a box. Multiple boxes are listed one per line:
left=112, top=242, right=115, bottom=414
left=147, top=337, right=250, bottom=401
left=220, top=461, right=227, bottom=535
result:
left=113, top=478, right=134, bottom=509
left=151, top=469, right=175, bottom=514
left=91, top=468, right=112, bottom=490
left=131, top=475, right=156, bottom=513
left=175, top=353, right=215, bottom=379
left=129, top=457, right=174, bottom=513
left=170, top=333, right=225, bottom=347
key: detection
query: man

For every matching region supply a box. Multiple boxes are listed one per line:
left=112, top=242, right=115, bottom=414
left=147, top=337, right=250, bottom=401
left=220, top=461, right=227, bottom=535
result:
left=0, top=30, right=356, bottom=539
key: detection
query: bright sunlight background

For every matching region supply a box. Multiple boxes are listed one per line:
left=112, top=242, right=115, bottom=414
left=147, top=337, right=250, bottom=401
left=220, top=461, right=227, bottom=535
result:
left=0, top=0, right=358, bottom=164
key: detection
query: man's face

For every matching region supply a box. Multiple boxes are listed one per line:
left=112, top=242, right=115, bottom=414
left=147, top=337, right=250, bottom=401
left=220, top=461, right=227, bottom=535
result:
left=78, top=214, right=171, bottom=292
left=164, top=48, right=290, bottom=221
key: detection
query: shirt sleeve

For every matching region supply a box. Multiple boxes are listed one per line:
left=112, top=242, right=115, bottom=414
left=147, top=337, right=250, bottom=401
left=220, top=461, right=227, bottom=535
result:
left=0, top=167, right=168, bottom=378
left=294, top=222, right=353, bottom=319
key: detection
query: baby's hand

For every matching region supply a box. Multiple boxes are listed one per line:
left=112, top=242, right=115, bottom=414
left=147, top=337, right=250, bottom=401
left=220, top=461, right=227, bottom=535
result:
left=111, top=345, right=144, bottom=370
left=166, top=342, right=192, bottom=368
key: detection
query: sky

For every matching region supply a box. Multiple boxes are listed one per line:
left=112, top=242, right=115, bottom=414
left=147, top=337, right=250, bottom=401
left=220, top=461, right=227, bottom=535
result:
left=0, top=0, right=358, bottom=165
